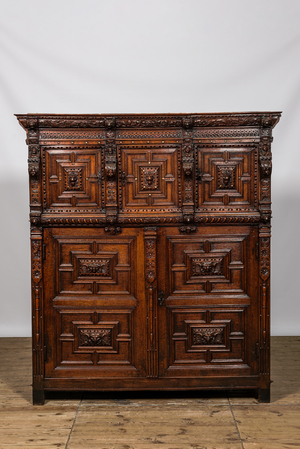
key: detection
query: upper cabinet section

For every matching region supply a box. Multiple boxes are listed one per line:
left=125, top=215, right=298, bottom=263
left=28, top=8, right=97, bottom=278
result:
left=16, top=112, right=281, bottom=226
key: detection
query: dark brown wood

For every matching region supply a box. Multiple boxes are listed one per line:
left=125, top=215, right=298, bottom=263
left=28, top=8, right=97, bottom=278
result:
left=16, top=112, right=281, bottom=404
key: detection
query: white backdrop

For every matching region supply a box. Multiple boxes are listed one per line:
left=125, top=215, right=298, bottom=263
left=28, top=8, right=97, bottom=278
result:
left=0, top=0, right=299, bottom=336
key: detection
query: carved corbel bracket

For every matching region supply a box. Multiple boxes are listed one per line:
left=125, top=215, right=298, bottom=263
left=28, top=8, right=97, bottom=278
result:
left=28, top=157, right=40, bottom=177
left=259, top=136, right=272, bottom=178
left=182, top=155, right=194, bottom=176
left=105, top=155, right=117, bottom=178
left=260, top=210, right=272, bottom=224
left=30, top=211, right=42, bottom=227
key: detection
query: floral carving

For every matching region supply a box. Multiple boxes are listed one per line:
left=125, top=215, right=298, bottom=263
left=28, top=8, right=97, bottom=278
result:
left=145, top=237, right=156, bottom=283
left=79, top=328, right=112, bottom=346
left=32, top=240, right=42, bottom=283
left=179, top=225, right=197, bottom=234
left=192, top=327, right=224, bottom=345
left=107, top=181, right=117, bottom=204
left=261, top=179, right=271, bottom=201
left=104, top=226, right=122, bottom=234
left=260, top=237, right=270, bottom=280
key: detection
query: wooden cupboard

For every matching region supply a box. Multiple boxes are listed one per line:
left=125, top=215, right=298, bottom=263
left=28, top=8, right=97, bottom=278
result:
left=16, top=112, right=280, bottom=404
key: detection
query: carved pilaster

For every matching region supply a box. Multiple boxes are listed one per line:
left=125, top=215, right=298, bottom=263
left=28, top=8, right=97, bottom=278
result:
left=258, top=225, right=271, bottom=390
left=31, top=228, right=44, bottom=404
left=144, top=227, right=158, bottom=377
left=182, top=117, right=195, bottom=223
left=105, top=119, right=117, bottom=224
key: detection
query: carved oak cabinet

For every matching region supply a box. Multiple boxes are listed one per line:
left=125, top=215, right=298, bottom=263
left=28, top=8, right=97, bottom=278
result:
left=16, top=112, right=280, bottom=404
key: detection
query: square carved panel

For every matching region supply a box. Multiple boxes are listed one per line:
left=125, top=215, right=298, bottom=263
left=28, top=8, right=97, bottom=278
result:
left=121, top=147, right=180, bottom=213
left=54, top=309, right=134, bottom=368
left=169, top=308, right=246, bottom=366
left=52, top=234, right=137, bottom=298
left=43, top=148, right=101, bottom=210
left=197, top=148, right=257, bottom=210
left=166, top=234, right=247, bottom=296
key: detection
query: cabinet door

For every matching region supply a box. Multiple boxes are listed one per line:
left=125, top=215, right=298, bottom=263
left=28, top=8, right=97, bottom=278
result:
left=42, top=147, right=103, bottom=212
left=157, top=226, right=259, bottom=378
left=43, top=228, right=147, bottom=379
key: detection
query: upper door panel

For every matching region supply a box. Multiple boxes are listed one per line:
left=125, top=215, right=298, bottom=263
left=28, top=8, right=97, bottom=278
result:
left=120, top=145, right=181, bottom=214
left=43, top=147, right=103, bottom=212
left=196, top=146, right=258, bottom=212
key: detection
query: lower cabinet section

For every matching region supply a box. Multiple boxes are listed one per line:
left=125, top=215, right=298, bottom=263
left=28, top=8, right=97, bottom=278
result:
left=40, top=226, right=264, bottom=400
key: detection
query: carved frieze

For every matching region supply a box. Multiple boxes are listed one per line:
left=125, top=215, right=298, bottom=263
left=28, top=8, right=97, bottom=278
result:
left=79, top=328, right=112, bottom=347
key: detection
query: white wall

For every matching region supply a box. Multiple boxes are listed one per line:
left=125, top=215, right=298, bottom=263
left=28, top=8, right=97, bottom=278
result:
left=0, top=0, right=299, bottom=336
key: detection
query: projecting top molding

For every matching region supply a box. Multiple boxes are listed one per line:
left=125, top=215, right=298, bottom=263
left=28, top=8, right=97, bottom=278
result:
left=15, top=112, right=281, bottom=131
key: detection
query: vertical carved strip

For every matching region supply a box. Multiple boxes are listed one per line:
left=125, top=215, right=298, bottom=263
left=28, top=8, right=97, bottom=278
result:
left=31, top=229, right=44, bottom=403
left=182, top=117, right=194, bottom=223
left=144, top=227, right=158, bottom=377
left=259, top=230, right=271, bottom=381
left=105, top=118, right=118, bottom=224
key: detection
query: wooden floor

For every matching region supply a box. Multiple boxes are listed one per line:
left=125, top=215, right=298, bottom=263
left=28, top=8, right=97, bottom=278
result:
left=0, top=337, right=299, bottom=448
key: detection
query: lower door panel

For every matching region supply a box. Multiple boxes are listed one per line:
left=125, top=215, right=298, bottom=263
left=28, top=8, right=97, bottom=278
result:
left=157, top=226, right=259, bottom=378
left=43, top=228, right=147, bottom=379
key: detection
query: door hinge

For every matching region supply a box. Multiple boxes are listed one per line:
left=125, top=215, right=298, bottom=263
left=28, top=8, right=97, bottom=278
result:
left=42, top=243, right=46, bottom=260
left=255, top=342, right=259, bottom=359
